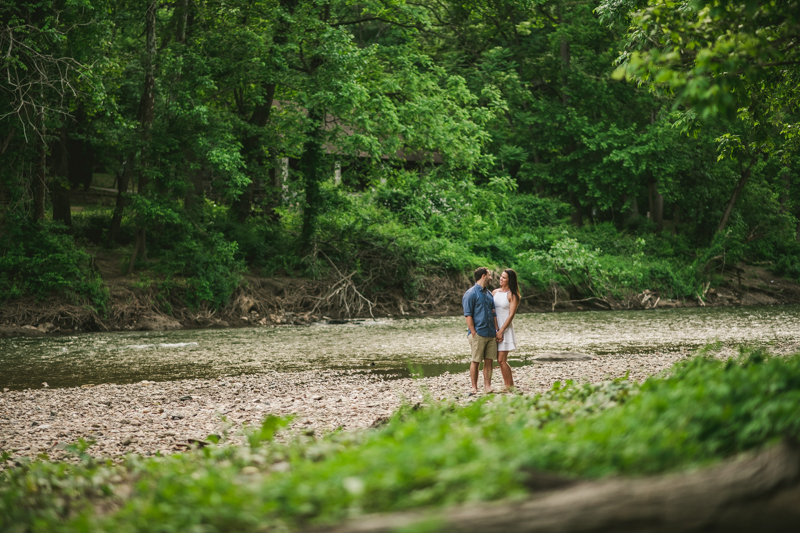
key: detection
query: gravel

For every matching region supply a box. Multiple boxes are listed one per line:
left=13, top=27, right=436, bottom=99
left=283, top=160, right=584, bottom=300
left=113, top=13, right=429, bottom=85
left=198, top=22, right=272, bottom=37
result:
left=1, top=344, right=790, bottom=463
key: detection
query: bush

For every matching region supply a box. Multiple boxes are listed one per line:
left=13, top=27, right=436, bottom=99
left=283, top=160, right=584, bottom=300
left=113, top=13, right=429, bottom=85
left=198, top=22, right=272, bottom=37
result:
left=153, top=228, right=245, bottom=309
left=513, top=233, right=696, bottom=298
left=773, top=254, right=800, bottom=281
left=0, top=217, right=108, bottom=308
left=71, top=209, right=135, bottom=247
left=497, top=195, right=572, bottom=230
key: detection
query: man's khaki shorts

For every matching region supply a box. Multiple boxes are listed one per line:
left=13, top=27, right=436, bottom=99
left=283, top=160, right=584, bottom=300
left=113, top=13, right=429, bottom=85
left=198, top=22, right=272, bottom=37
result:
left=468, top=333, right=497, bottom=362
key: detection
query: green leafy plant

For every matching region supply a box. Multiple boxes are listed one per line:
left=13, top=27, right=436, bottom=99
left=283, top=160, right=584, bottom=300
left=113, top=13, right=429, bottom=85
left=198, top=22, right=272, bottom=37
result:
left=0, top=217, right=108, bottom=309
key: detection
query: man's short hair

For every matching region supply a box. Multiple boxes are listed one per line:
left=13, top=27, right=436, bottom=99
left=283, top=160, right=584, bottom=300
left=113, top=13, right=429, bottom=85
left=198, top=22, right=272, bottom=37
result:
left=474, top=267, right=488, bottom=282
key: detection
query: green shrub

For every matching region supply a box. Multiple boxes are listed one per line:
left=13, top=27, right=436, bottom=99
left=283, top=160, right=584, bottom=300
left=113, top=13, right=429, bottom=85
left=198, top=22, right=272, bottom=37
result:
left=497, top=195, right=571, bottom=230
left=773, top=254, right=800, bottom=281
left=71, top=209, right=135, bottom=247
left=153, top=228, right=245, bottom=309
left=0, top=217, right=108, bottom=308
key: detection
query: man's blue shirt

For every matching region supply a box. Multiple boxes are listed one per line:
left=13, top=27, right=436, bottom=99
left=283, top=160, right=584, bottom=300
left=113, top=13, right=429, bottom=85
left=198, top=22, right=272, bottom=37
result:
left=462, top=283, right=496, bottom=337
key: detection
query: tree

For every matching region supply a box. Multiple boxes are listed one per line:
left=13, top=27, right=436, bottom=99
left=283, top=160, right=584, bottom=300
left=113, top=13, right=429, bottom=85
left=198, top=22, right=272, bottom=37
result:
left=0, top=0, right=92, bottom=222
left=610, top=0, right=800, bottom=233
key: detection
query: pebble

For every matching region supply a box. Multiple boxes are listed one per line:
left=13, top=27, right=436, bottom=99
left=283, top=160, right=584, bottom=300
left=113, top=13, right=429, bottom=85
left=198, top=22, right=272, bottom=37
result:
left=1, top=344, right=794, bottom=464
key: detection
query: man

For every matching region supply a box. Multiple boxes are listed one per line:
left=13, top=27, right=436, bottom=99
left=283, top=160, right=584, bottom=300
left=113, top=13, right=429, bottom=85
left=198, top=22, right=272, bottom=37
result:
left=463, top=267, right=501, bottom=394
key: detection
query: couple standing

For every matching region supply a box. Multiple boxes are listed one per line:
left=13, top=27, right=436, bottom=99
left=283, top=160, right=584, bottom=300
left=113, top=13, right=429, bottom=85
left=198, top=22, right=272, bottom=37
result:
left=462, top=267, right=520, bottom=394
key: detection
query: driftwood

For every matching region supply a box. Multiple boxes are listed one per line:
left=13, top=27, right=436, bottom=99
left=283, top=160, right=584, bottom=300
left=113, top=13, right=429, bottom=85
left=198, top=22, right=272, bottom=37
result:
left=313, top=440, right=800, bottom=533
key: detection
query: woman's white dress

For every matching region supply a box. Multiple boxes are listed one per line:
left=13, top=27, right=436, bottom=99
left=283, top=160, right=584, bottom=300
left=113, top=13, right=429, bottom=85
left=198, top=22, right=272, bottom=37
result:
left=494, top=291, right=517, bottom=351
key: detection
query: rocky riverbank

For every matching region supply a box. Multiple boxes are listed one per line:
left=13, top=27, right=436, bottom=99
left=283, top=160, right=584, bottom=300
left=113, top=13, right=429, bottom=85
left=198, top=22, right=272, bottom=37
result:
left=0, top=344, right=767, bottom=464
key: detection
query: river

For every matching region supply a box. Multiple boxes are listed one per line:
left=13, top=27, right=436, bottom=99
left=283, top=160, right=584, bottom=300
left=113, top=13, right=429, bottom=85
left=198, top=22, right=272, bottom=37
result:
left=2, top=305, right=799, bottom=390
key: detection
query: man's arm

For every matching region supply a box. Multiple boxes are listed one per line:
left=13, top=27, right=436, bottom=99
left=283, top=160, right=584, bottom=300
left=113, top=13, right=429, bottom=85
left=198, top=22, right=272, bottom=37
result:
left=495, top=315, right=503, bottom=342
left=463, top=288, right=477, bottom=337
left=466, top=315, right=477, bottom=337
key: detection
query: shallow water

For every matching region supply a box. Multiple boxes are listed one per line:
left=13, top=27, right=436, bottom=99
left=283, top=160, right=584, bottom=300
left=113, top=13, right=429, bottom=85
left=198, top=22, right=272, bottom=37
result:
left=1, top=305, right=799, bottom=390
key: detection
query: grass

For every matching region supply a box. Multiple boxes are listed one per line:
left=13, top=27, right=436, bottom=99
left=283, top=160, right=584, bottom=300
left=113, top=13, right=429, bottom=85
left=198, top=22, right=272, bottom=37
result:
left=3, top=347, right=800, bottom=532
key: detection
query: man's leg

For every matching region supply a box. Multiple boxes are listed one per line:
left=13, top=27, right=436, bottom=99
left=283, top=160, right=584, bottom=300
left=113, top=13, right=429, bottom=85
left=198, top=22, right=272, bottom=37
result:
left=470, top=362, right=480, bottom=393
left=483, top=338, right=497, bottom=392
left=468, top=333, right=480, bottom=393
left=483, top=357, right=493, bottom=392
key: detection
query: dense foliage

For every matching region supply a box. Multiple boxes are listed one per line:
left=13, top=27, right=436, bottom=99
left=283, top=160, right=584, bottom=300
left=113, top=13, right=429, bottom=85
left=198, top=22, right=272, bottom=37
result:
left=0, top=216, right=107, bottom=307
left=1, top=0, right=799, bottom=308
left=3, top=348, right=800, bottom=531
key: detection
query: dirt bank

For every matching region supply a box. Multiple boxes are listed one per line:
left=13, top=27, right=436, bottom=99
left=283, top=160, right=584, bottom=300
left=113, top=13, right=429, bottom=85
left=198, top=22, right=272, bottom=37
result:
left=2, top=256, right=800, bottom=338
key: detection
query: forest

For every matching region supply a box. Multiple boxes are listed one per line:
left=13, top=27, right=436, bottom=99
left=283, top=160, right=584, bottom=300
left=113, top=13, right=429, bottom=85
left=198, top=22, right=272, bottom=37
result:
left=1, top=0, right=799, bottom=322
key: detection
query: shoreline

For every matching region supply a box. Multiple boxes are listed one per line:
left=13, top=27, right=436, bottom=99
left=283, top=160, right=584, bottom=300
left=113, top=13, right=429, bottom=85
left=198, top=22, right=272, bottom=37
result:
left=2, top=285, right=797, bottom=340
left=3, top=263, right=800, bottom=339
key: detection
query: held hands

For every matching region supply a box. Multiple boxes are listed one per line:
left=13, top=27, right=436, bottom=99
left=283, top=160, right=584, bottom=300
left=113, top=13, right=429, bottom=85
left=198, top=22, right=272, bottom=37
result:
left=496, top=330, right=504, bottom=343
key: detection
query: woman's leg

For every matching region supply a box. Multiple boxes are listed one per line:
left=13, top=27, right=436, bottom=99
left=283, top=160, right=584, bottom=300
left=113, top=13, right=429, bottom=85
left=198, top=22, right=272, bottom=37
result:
left=497, top=351, right=514, bottom=389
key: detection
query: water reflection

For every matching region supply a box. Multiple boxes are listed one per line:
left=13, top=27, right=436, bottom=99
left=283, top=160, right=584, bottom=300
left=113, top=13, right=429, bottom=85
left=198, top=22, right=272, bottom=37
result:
left=1, top=305, right=798, bottom=390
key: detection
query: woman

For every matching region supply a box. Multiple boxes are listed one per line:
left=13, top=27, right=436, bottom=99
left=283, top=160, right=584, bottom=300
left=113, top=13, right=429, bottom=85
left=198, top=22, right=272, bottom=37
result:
left=493, top=268, right=519, bottom=390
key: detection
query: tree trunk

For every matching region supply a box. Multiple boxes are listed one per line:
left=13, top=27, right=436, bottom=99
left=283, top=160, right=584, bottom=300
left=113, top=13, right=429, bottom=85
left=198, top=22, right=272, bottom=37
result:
left=176, top=0, right=188, bottom=43
left=557, top=6, right=570, bottom=106
left=648, top=178, right=663, bottom=232
left=625, top=195, right=639, bottom=224
left=0, top=128, right=15, bottom=156
left=67, top=108, right=94, bottom=191
left=230, top=180, right=254, bottom=222
left=301, top=109, right=325, bottom=247
left=184, top=167, right=205, bottom=212
left=315, top=440, right=800, bottom=533
left=51, top=127, right=71, bottom=226
left=128, top=227, right=146, bottom=273
left=33, top=116, right=47, bottom=222
left=109, top=153, right=134, bottom=243
left=67, top=140, right=93, bottom=191
left=672, top=204, right=680, bottom=236
left=128, top=0, right=158, bottom=274
left=568, top=192, right=582, bottom=227
left=780, top=166, right=790, bottom=212
left=230, top=83, right=277, bottom=222
left=718, top=161, right=753, bottom=234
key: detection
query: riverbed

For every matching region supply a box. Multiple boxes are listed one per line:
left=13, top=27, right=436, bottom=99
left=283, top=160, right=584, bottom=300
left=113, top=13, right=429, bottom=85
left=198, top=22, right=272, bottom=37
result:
left=2, top=305, right=800, bottom=461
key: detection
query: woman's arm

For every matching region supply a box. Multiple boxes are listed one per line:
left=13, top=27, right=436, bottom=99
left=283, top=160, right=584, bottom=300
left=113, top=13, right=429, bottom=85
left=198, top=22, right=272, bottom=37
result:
left=499, top=293, right=519, bottom=333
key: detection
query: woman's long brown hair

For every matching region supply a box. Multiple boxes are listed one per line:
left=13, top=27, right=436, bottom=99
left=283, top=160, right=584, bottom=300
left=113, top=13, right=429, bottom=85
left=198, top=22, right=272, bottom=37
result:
left=504, top=268, right=520, bottom=301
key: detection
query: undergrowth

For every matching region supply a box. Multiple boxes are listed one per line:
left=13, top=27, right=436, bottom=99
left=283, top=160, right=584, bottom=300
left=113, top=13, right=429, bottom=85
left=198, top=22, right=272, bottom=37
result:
left=3, top=348, right=800, bottom=532
left=0, top=217, right=108, bottom=310
left=4, top=171, right=795, bottom=309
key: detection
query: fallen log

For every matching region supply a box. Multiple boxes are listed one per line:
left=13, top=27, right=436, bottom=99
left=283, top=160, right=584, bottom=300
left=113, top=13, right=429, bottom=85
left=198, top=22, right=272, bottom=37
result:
left=312, top=440, right=800, bottom=533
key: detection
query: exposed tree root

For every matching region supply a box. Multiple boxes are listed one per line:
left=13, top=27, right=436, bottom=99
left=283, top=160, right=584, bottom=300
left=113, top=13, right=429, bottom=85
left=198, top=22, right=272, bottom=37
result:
left=3, top=263, right=800, bottom=334
left=0, top=296, right=102, bottom=332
